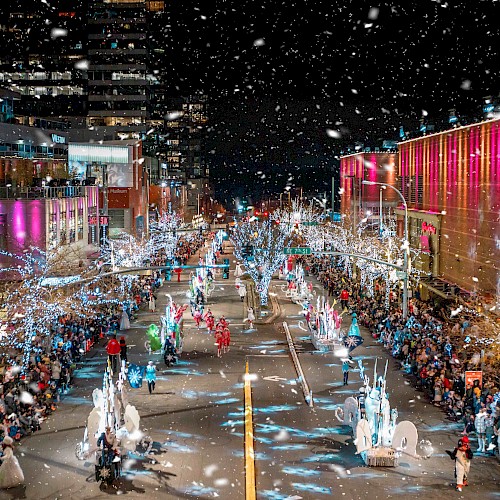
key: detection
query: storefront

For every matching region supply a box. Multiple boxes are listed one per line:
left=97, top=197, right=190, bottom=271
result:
left=395, top=208, right=442, bottom=277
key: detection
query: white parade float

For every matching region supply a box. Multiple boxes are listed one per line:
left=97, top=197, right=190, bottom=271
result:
left=76, top=362, right=152, bottom=463
left=335, top=359, right=419, bottom=467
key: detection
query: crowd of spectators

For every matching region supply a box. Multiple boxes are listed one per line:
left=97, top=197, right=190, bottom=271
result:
left=0, top=231, right=206, bottom=446
left=305, top=255, right=500, bottom=457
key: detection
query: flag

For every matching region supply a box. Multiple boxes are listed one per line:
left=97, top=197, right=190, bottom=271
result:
left=127, top=364, right=145, bottom=389
left=344, top=335, right=364, bottom=353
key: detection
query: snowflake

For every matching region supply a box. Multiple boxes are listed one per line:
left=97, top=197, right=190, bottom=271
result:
left=344, top=335, right=363, bottom=348
left=166, top=354, right=175, bottom=362
left=100, top=467, right=110, bottom=479
left=128, top=367, right=143, bottom=386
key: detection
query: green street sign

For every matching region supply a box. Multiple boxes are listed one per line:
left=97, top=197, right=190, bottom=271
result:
left=301, top=221, right=319, bottom=226
left=283, top=247, right=312, bottom=255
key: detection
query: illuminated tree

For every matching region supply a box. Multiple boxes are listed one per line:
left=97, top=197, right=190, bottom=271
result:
left=0, top=248, right=104, bottom=369
left=231, top=219, right=290, bottom=306
left=147, top=211, right=183, bottom=260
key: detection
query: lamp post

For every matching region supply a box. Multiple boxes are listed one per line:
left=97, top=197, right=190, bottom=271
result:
left=362, top=180, right=409, bottom=320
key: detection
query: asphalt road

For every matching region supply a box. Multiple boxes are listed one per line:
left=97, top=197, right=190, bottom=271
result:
left=3, top=247, right=499, bottom=499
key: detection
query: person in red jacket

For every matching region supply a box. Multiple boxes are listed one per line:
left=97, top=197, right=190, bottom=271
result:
left=106, top=334, right=121, bottom=373
left=340, top=289, right=350, bottom=311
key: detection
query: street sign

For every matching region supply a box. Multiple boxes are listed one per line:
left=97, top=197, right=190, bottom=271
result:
left=396, top=271, right=407, bottom=279
left=301, top=221, right=318, bottom=226
left=283, top=247, right=312, bottom=255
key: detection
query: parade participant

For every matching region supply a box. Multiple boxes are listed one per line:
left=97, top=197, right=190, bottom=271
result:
left=119, top=336, right=128, bottom=364
left=193, top=308, right=203, bottom=329
left=222, top=327, right=231, bottom=353
left=106, top=335, right=121, bottom=374
left=358, top=387, right=366, bottom=418
left=215, top=329, right=224, bottom=358
left=204, top=309, right=215, bottom=333
left=145, top=361, right=157, bottom=394
left=219, top=315, right=228, bottom=328
left=97, top=426, right=119, bottom=465
left=119, top=307, right=130, bottom=331
left=342, top=359, right=350, bottom=385
left=245, top=307, right=255, bottom=329
left=0, top=436, right=24, bottom=489
left=148, top=290, right=157, bottom=313
left=447, top=436, right=473, bottom=491
left=238, top=283, right=247, bottom=302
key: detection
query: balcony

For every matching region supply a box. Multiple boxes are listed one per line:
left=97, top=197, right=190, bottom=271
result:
left=0, top=185, right=93, bottom=200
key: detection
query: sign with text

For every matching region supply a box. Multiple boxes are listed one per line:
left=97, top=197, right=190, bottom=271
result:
left=301, top=221, right=319, bottom=226
left=88, top=215, right=109, bottom=226
left=283, top=247, right=312, bottom=255
left=465, top=370, right=483, bottom=389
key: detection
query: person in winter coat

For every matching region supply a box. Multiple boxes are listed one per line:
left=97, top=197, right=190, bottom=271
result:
left=106, top=335, right=121, bottom=373
left=148, top=291, right=157, bottom=312
left=119, top=337, right=128, bottom=364
left=145, top=361, right=157, bottom=394
left=475, top=407, right=488, bottom=453
left=447, top=436, right=473, bottom=491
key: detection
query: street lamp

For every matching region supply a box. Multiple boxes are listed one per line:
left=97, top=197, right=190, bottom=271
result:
left=362, top=180, right=409, bottom=320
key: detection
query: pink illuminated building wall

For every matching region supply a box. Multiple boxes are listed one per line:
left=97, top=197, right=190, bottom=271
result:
left=340, top=152, right=399, bottom=216
left=399, top=119, right=500, bottom=295
left=0, top=186, right=98, bottom=269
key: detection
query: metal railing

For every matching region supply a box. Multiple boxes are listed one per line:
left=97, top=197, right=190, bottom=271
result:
left=0, top=186, right=90, bottom=199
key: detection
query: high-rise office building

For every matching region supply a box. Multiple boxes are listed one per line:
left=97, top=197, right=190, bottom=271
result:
left=0, top=0, right=88, bottom=118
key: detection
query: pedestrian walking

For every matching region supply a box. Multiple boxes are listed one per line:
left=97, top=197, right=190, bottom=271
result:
left=0, top=436, right=24, bottom=489
left=446, top=436, right=473, bottom=491
left=145, top=361, right=157, bottom=394
left=119, top=336, right=128, bottom=364
left=342, top=359, right=350, bottom=385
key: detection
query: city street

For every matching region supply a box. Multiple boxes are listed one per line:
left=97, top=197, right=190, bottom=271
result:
left=4, top=251, right=499, bottom=500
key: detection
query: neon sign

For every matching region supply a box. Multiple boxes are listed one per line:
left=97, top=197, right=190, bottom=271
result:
left=422, top=221, right=436, bottom=234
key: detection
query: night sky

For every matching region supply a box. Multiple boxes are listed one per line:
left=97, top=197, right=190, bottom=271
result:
left=163, top=0, right=500, bottom=204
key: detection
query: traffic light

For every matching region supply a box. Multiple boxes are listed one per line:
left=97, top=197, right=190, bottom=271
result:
left=222, top=258, right=230, bottom=279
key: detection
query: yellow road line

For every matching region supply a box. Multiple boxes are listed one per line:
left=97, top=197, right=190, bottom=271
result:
left=244, top=361, right=256, bottom=500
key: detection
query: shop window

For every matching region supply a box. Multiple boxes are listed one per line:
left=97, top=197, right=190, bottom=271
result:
left=109, top=209, right=125, bottom=228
